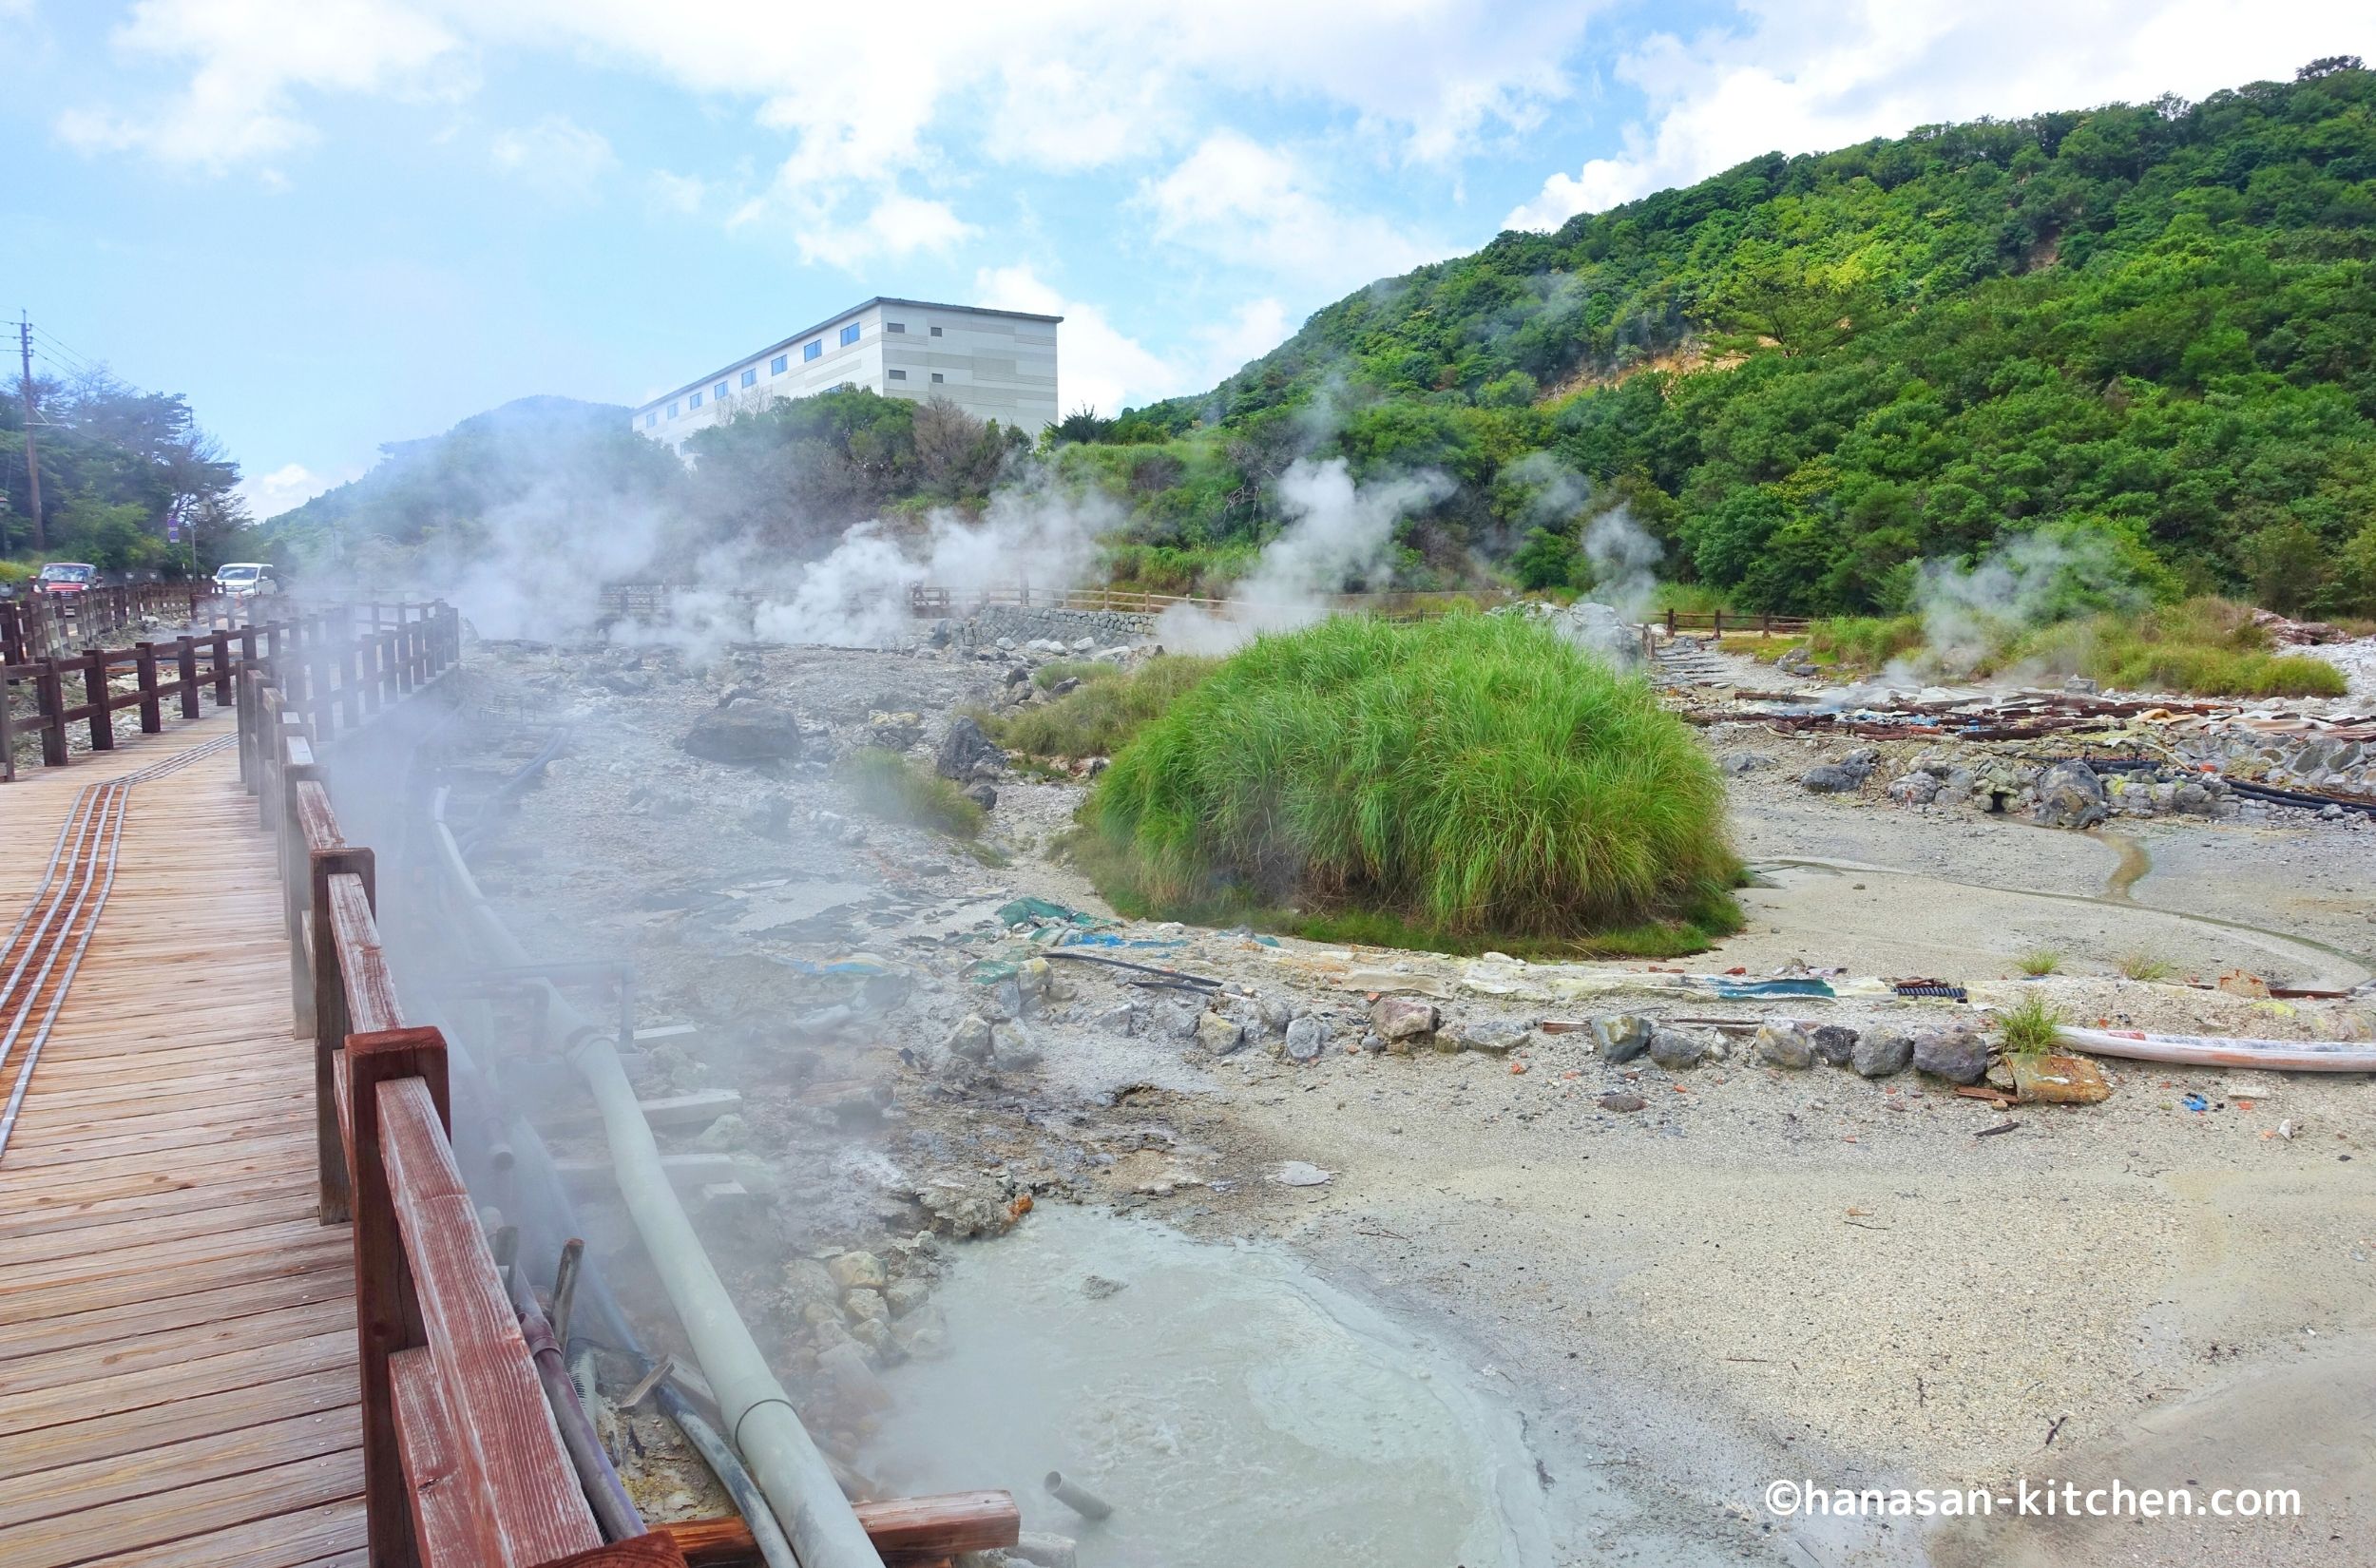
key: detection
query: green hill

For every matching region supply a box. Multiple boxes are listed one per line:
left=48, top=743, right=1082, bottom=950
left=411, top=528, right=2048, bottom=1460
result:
left=1076, top=57, right=2376, bottom=618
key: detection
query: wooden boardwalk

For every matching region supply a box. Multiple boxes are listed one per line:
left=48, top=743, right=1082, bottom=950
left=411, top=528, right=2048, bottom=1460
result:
left=0, top=716, right=365, bottom=1567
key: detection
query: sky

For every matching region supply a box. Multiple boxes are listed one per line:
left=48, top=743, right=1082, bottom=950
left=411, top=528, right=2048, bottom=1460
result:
left=3, top=0, right=2368, bottom=521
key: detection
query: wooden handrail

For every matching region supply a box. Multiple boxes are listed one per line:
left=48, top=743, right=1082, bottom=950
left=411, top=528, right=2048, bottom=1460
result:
left=240, top=604, right=685, bottom=1568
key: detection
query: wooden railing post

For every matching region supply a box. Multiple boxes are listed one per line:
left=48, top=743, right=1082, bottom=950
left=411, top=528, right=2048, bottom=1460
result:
left=340, top=605, right=363, bottom=730
left=346, top=1025, right=451, bottom=1568
left=312, top=838, right=374, bottom=1223
left=35, top=660, right=68, bottom=769
left=0, top=672, right=14, bottom=784
left=134, top=641, right=163, bottom=733
left=175, top=634, right=201, bottom=718
left=82, top=648, right=114, bottom=751
left=212, top=628, right=235, bottom=706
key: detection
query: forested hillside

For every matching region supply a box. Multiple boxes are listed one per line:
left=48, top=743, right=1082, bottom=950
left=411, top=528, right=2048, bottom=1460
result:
left=1080, top=56, right=2376, bottom=616
left=273, top=59, right=2376, bottom=621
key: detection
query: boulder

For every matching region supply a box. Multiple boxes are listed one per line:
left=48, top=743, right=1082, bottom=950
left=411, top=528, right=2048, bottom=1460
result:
left=1281, top=1016, right=1328, bottom=1061
left=1719, top=752, right=1777, bottom=774
left=1450, top=1018, right=1532, bottom=1054
left=1592, top=1013, right=1654, bottom=1062
left=1647, top=1028, right=1708, bottom=1070
left=1911, top=1027, right=1989, bottom=1084
left=1369, top=996, right=1439, bottom=1043
left=1810, top=1024, right=1859, bottom=1067
left=1754, top=1022, right=1813, bottom=1069
left=1194, top=1010, right=1247, bottom=1056
left=1851, top=1029, right=1912, bottom=1078
left=964, top=783, right=998, bottom=811
left=1598, top=1092, right=1647, bottom=1113
left=827, top=1251, right=887, bottom=1291
left=2032, top=760, right=2109, bottom=830
left=680, top=706, right=804, bottom=765
left=944, top=1015, right=994, bottom=1063
left=935, top=716, right=1006, bottom=780
left=1887, top=772, right=1940, bottom=806
left=1801, top=762, right=1868, bottom=794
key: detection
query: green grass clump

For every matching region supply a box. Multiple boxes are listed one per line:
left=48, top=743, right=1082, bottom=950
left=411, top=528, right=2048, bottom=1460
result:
left=2010, top=597, right=2346, bottom=698
left=2016, top=947, right=2063, bottom=977
left=832, top=748, right=985, bottom=838
left=993, top=655, right=1217, bottom=760
left=1997, top=992, right=2063, bottom=1058
left=1805, top=614, right=1927, bottom=671
left=1031, top=660, right=1120, bottom=691
left=1079, top=612, right=1743, bottom=953
left=2117, top=951, right=2175, bottom=982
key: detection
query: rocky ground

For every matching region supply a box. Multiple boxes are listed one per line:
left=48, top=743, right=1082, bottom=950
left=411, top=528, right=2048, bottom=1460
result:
left=444, top=620, right=2374, bottom=1568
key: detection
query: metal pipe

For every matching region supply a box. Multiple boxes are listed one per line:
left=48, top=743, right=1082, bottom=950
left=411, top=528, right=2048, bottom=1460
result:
left=518, top=1289, right=646, bottom=1541
left=1043, top=1471, right=1114, bottom=1522
left=662, top=1383, right=802, bottom=1568
left=426, top=803, right=884, bottom=1568
left=551, top=1236, right=584, bottom=1350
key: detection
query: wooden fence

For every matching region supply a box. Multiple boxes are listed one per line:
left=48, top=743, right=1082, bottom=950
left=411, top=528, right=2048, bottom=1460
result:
left=1661, top=607, right=1810, bottom=637
left=3, top=601, right=449, bottom=783
left=241, top=603, right=696, bottom=1567
left=0, top=582, right=219, bottom=663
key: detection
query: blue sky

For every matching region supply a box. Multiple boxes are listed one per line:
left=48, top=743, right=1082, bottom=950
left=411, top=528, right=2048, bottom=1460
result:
left=4, top=0, right=2366, bottom=519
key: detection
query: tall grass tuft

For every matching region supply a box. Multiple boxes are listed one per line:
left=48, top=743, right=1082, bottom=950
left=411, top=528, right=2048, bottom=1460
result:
left=1997, top=992, right=2063, bottom=1058
left=832, top=748, right=985, bottom=837
left=994, top=655, right=1218, bottom=759
left=2011, top=597, right=2344, bottom=698
left=1081, top=613, right=1742, bottom=952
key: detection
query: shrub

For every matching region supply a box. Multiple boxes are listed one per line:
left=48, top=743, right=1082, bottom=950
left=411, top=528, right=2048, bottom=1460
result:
left=1996, top=992, right=2063, bottom=1057
left=2016, top=947, right=2062, bottom=977
left=1080, top=613, right=1742, bottom=952
left=2011, top=597, right=2346, bottom=698
left=832, top=748, right=984, bottom=837
left=2117, top=951, right=2175, bottom=982
left=1806, top=614, right=1927, bottom=670
left=993, top=655, right=1217, bottom=759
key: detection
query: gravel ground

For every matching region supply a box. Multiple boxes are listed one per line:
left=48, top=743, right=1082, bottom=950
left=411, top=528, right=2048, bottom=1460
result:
left=450, top=630, right=2375, bottom=1568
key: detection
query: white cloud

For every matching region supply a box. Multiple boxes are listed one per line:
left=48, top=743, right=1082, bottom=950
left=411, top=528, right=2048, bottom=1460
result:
left=1505, top=0, right=2376, bottom=230
left=58, top=0, right=462, bottom=173
left=239, top=461, right=341, bottom=520
left=490, top=113, right=615, bottom=197
left=1194, top=296, right=1292, bottom=386
left=1141, top=131, right=1444, bottom=288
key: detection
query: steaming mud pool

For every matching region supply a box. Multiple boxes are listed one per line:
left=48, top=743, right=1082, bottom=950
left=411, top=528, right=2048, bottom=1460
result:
left=869, top=1205, right=1561, bottom=1567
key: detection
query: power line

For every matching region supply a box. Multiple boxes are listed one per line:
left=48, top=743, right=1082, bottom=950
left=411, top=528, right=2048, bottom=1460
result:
left=29, top=328, right=105, bottom=380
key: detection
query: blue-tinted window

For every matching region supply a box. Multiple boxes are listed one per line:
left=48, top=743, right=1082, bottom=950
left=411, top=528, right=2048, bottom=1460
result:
left=740, top=368, right=757, bottom=388
left=803, top=340, right=821, bottom=361
left=644, top=411, right=658, bottom=427
left=666, top=401, right=679, bottom=418
left=689, top=391, right=702, bottom=408
left=771, top=354, right=788, bottom=374
left=715, top=381, right=730, bottom=399
left=839, top=323, right=860, bottom=347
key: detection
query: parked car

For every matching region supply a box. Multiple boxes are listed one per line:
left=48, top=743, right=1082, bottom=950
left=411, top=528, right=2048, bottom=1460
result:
left=32, top=562, right=98, bottom=599
left=212, top=562, right=279, bottom=600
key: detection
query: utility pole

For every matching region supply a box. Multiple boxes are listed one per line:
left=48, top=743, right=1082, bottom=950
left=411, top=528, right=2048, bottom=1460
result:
left=17, top=312, right=43, bottom=553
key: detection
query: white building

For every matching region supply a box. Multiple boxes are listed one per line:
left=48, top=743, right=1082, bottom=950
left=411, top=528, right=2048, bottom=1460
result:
left=630, top=297, right=1061, bottom=448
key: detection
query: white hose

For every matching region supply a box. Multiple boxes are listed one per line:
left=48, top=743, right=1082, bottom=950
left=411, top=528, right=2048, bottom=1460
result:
left=2056, top=1024, right=2376, bottom=1073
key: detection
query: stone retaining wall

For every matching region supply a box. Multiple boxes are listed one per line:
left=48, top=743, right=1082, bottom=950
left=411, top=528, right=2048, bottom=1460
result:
left=968, top=603, right=1157, bottom=644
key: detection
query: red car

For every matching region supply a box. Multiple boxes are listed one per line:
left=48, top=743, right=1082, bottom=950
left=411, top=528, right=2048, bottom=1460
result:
left=32, top=563, right=97, bottom=599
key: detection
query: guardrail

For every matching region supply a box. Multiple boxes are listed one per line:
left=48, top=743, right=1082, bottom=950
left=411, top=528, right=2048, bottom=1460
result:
left=0, top=583, right=215, bottom=662
left=3, top=601, right=454, bottom=783
left=1661, top=608, right=1810, bottom=637
left=242, top=602, right=696, bottom=1567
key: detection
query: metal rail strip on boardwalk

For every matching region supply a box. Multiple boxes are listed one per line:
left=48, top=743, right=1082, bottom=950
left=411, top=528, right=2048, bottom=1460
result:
left=0, top=735, right=238, bottom=1158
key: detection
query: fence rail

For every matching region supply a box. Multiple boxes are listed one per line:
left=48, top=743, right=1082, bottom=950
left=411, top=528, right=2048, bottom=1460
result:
left=1661, top=607, right=1811, bottom=637
left=240, top=602, right=699, bottom=1567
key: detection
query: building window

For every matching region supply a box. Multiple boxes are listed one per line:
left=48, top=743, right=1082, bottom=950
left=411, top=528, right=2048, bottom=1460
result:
left=930, top=373, right=945, bottom=383
left=666, top=400, right=680, bottom=417
left=929, top=325, right=943, bottom=336
left=887, top=368, right=907, bottom=380
left=645, top=411, right=658, bottom=427
left=803, top=340, right=821, bottom=361
left=839, top=323, right=860, bottom=347
left=715, top=381, right=730, bottom=399
left=771, top=354, right=788, bottom=374
left=689, top=391, right=702, bottom=408
left=886, top=322, right=906, bottom=334
left=740, top=368, right=757, bottom=388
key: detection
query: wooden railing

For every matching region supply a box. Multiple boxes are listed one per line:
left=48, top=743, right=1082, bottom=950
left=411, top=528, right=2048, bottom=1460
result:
left=1661, top=607, right=1810, bottom=637
left=241, top=603, right=692, bottom=1568
left=0, top=582, right=214, bottom=662
left=3, top=601, right=455, bottom=783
